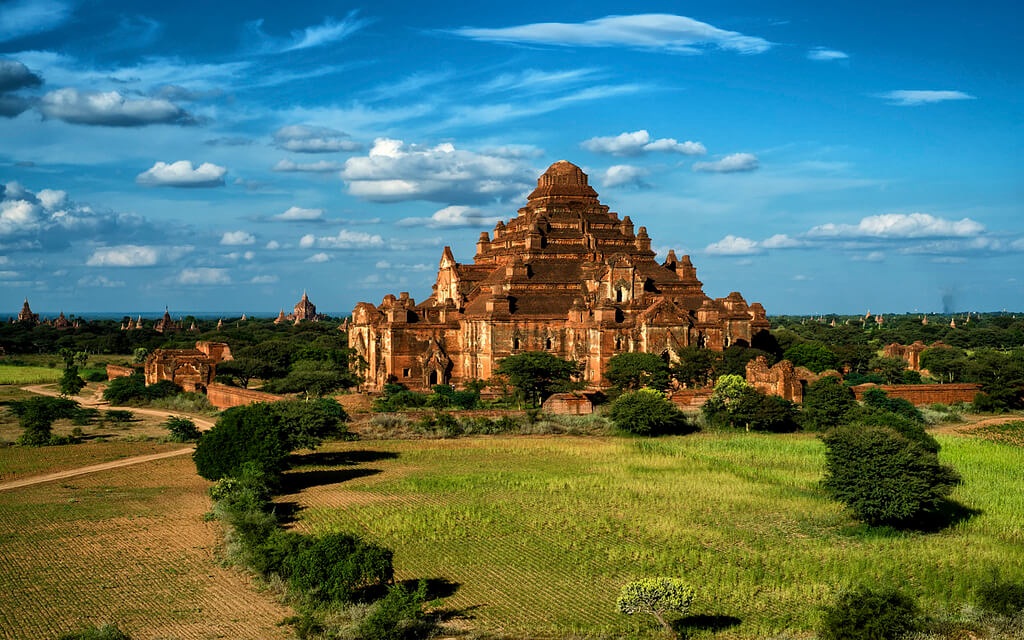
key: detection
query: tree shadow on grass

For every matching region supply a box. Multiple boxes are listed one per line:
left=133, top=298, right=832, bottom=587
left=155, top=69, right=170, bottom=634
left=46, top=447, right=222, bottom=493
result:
left=840, top=499, right=983, bottom=538
left=673, top=614, right=742, bottom=638
left=279, top=466, right=383, bottom=494
left=289, top=449, right=398, bottom=467
left=355, top=577, right=462, bottom=604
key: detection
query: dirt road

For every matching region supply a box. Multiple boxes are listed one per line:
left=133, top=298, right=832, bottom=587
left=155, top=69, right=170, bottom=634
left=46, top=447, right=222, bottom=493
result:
left=0, top=384, right=217, bottom=492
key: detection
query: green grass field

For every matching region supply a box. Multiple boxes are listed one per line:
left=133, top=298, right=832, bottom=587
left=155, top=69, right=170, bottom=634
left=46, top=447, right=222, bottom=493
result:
left=283, top=433, right=1024, bottom=639
left=0, top=365, right=63, bottom=385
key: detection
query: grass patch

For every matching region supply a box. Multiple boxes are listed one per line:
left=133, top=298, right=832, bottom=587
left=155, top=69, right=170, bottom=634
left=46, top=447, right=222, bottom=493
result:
left=972, top=421, right=1024, bottom=447
left=282, top=433, right=1024, bottom=639
left=0, top=364, right=63, bottom=384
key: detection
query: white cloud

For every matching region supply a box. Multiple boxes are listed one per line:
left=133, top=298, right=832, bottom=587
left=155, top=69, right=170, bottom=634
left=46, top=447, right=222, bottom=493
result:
left=761, top=234, right=804, bottom=249
left=0, top=0, right=72, bottom=43
left=249, top=12, right=370, bottom=54
left=341, top=138, right=534, bottom=203
left=582, top=130, right=706, bottom=156
left=0, top=198, right=43, bottom=235
left=851, top=251, right=886, bottom=262
left=221, top=230, right=256, bottom=246
left=273, top=125, right=361, bottom=153
left=85, top=244, right=192, bottom=267
left=0, top=59, right=43, bottom=92
left=177, top=268, right=230, bottom=285
left=304, top=229, right=384, bottom=249
left=601, top=164, right=649, bottom=188
left=397, top=205, right=502, bottom=228
left=878, top=90, right=976, bottom=106
left=273, top=159, right=345, bottom=173
left=807, top=48, right=848, bottom=61
left=266, top=240, right=281, bottom=250
left=251, top=274, right=279, bottom=284
left=807, top=213, right=985, bottom=239
left=136, top=161, right=227, bottom=188
left=274, top=206, right=324, bottom=221
left=39, top=88, right=193, bottom=126
left=76, top=274, right=125, bottom=288
left=705, top=235, right=761, bottom=255
left=305, top=252, right=330, bottom=263
left=36, top=189, right=67, bottom=210
left=452, top=14, right=772, bottom=54
left=693, top=153, right=759, bottom=173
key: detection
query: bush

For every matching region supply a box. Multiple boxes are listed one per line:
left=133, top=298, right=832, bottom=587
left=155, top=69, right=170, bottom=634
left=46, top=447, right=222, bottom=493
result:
left=105, top=409, right=135, bottom=423
left=9, top=396, right=79, bottom=446
left=285, top=531, right=394, bottom=603
left=608, top=389, right=691, bottom=436
left=976, top=575, right=1024, bottom=617
left=801, top=376, right=857, bottom=431
left=57, top=625, right=131, bottom=640
left=616, top=577, right=695, bottom=635
left=165, top=416, right=201, bottom=442
left=861, top=387, right=924, bottom=423
left=102, top=374, right=147, bottom=404
left=358, top=580, right=432, bottom=640
left=71, top=407, right=101, bottom=426
left=822, top=425, right=961, bottom=526
left=818, top=586, right=920, bottom=640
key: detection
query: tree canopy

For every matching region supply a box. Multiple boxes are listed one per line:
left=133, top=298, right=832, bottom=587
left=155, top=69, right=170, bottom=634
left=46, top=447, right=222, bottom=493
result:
left=495, top=351, right=580, bottom=406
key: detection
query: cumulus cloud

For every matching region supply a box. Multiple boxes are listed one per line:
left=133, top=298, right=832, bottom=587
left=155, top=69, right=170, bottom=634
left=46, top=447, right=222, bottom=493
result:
left=86, top=244, right=192, bottom=267
left=761, top=234, right=804, bottom=249
left=274, top=206, right=324, bottom=221
left=0, top=94, right=33, bottom=117
left=0, top=59, right=43, bottom=92
left=693, top=152, right=759, bottom=173
left=341, top=138, right=535, bottom=203
left=451, top=14, right=772, bottom=54
left=0, top=198, right=43, bottom=235
left=397, top=205, right=502, bottom=228
left=221, top=230, right=256, bottom=245
left=39, top=88, right=194, bottom=126
left=878, top=90, right=976, bottom=106
left=266, top=240, right=281, bottom=250
left=305, top=252, right=330, bottom=263
left=807, top=213, right=985, bottom=239
left=177, top=268, right=230, bottom=285
left=601, top=164, right=649, bottom=188
left=273, top=124, right=362, bottom=153
left=0, top=0, right=72, bottom=43
left=136, top=161, right=227, bottom=188
left=705, top=235, right=761, bottom=255
left=301, top=229, right=384, bottom=249
left=807, top=48, right=848, bottom=61
left=582, top=130, right=705, bottom=156
left=273, top=159, right=345, bottom=173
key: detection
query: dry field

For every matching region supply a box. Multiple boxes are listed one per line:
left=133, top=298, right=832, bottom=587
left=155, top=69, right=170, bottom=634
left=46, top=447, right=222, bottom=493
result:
left=0, top=451, right=292, bottom=640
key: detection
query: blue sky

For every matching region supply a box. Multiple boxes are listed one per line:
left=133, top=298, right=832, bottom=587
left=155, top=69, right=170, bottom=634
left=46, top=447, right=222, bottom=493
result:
left=0, top=0, right=1020, bottom=316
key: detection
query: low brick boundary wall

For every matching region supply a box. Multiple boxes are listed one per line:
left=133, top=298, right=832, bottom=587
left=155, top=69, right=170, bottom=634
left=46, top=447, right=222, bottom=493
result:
left=206, top=383, right=284, bottom=409
left=851, top=383, right=981, bottom=405
left=106, top=364, right=137, bottom=380
left=670, top=389, right=714, bottom=410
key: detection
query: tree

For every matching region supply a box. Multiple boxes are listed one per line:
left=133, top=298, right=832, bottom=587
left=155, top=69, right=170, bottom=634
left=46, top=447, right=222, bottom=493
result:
left=608, top=389, right=691, bottom=435
left=783, top=342, right=840, bottom=373
left=606, top=352, right=671, bottom=391
left=920, top=346, right=968, bottom=383
left=818, top=586, right=920, bottom=640
left=616, top=577, right=695, bottom=636
left=728, top=387, right=799, bottom=432
left=9, top=396, right=79, bottom=446
left=821, top=425, right=961, bottom=526
left=800, top=376, right=856, bottom=431
left=672, top=346, right=720, bottom=388
left=495, top=351, right=580, bottom=407
left=59, top=365, right=86, bottom=397
left=285, top=532, right=394, bottom=603
left=868, top=355, right=907, bottom=385
left=165, top=416, right=201, bottom=442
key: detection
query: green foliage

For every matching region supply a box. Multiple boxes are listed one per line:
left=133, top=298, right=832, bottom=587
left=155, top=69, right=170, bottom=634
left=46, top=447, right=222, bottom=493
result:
left=616, top=577, right=695, bottom=634
left=783, top=341, right=839, bottom=373
left=358, top=580, right=433, bottom=640
left=164, top=416, right=200, bottom=442
left=285, top=531, right=394, bottom=603
left=818, top=586, right=919, bottom=640
left=8, top=396, right=79, bottom=446
left=975, top=575, right=1024, bottom=616
left=672, top=346, right=719, bottom=388
left=801, top=376, right=856, bottom=431
left=102, top=374, right=181, bottom=405
left=920, top=346, right=968, bottom=383
left=193, top=399, right=346, bottom=481
left=606, top=352, right=671, bottom=391
left=496, top=351, right=581, bottom=406
left=57, top=624, right=132, bottom=640
left=821, top=425, right=961, bottom=526
left=860, top=387, right=924, bottom=423
left=58, top=364, right=86, bottom=397
left=847, top=409, right=940, bottom=453
left=867, top=355, right=907, bottom=384
left=608, top=389, right=691, bottom=436
left=702, top=376, right=799, bottom=432
left=105, top=409, right=135, bottom=423
left=131, top=347, right=148, bottom=364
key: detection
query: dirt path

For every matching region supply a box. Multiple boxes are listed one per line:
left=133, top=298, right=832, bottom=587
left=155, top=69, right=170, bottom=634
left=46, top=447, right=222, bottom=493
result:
left=0, top=384, right=217, bottom=492
left=930, top=413, right=1022, bottom=436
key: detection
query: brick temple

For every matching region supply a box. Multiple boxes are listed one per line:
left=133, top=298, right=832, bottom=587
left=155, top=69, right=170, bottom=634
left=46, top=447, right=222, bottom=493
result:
left=349, top=160, right=770, bottom=391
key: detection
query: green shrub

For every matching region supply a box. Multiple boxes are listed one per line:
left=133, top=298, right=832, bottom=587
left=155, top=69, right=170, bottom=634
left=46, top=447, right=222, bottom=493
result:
left=8, top=396, right=79, bottom=446
left=285, top=531, right=394, bottom=603
left=105, top=409, right=135, bottom=423
left=818, top=586, right=920, bottom=640
left=358, top=580, right=432, bottom=640
left=102, top=374, right=147, bottom=404
left=165, top=416, right=201, bottom=442
left=57, top=624, right=131, bottom=640
left=801, top=376, right=856, bottom=431
left=71, top=407, right=101, bottom=426
left=861, top=387, right=924, bottom=423
left=616, top=577, right=695, bottom=635
left=82, top=369, right=109, bottom=382
left=608, top=389, right=691, bottom=436
left=976, top=575, right=1024, bottom=616
left=822, top=425, right=961, bottom=526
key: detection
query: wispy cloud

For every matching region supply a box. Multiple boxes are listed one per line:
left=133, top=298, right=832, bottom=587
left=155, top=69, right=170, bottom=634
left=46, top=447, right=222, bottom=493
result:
left=807, top=47, right=848, bottom=61
left=274, top=206, right=324, bottom=221
left=693, top=152, right=759, bottom=173
left=273, top=125, right=361, bottom=153
left=807, top=213, right=984, bottom=239
left=397, top=205, right=502, bottom=228
left=273, top=159, right=345, bottom=173
left=878, top=90, right=976, bottom=106
left=86, top=244, right=193, bottom=267
left=582, top=129, right=705, bottom=156
left=136, top=161, right=227, bottom=188
left=451, top=14, right=772, bottom=55
left=177, top=267, right=230, bottom=285
left=300, top=229, right=384, bottom=249
left=0, top=0, right=72, bottom=43
left=248, top=12, right=371, bottom=54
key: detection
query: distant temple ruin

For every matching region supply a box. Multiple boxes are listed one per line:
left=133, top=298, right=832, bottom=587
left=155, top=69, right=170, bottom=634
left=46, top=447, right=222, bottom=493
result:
left=275, top=291, right=323, bottom=324
left=350, top=160, right=770, bottom=391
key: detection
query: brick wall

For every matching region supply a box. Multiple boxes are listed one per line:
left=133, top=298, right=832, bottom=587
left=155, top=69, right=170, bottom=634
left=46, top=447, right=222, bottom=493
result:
left=851, top=383, right=981, bottom=405
left=206, top=383, right=284, bottom=409
left=106, top=364, right=137, bottom=380
left=670, top=389, right=714, bottom=410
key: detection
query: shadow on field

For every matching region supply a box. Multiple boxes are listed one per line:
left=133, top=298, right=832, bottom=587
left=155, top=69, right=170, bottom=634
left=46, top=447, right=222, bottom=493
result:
left=905, top=499, right=982, bottom=533
left=673, top=614, right=742, bottom=637
left=289, top=449, right=399, bottom=467
left=279, top=466, right=383, bottom=494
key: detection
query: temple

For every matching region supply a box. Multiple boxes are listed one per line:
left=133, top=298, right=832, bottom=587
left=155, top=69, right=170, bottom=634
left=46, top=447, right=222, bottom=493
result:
left=275, top=291, right=323, bottom=324
left=349, top=161, right=770, bottom=391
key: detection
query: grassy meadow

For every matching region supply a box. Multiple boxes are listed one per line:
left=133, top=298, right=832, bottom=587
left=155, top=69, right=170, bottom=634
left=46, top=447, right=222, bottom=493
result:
left=282, top=433, right=1024, bottom=639
left=0, top=364, right=63, bottom=385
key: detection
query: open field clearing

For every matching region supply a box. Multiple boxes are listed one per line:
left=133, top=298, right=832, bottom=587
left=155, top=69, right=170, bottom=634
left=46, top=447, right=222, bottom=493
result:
left=0, top=365, right=62, bottom=385
left=282, top=433, right=1024, bottom=639
left=0, top=440, right=189, bottom=483
left=0, top=451, right=292, bottom=640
